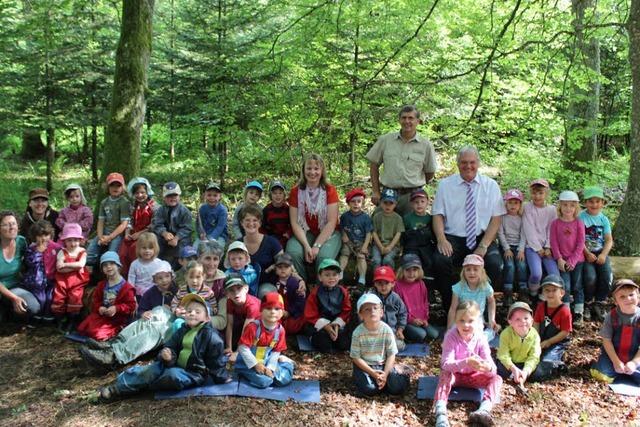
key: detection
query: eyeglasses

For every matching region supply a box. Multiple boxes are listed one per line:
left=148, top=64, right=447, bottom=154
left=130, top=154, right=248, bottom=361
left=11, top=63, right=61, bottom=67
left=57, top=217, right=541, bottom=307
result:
left=0, top=223, right=17, bottom=229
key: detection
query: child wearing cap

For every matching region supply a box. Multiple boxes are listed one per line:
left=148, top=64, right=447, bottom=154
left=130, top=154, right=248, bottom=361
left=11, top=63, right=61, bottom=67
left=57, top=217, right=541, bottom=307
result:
left=522, top=178, right=559, bottom=305
left=127, top=232, right=165, bottom=299
left=351, top=292, right=410, bottom=396
left=98, top=293, right=230, bottom=401
left=261, top=180, right=292, bottom=248
left=550, top=190, right=585, bottom=326
left=371, top=188, right=404, bottom=269
left=87, top=173, right=131, bottom=269
left=498, top=189, right=527, bottom=307
left=232, top=180, right=264, bottom=240
left=77, top=251, right=136, bottom=341
left=304, top=259, right=352, bottom=352
left=224, top=241, right=259, bottom=296
left=401, top=188, right=436, bottom=281
left=496, top=302, right=540, bottom=387
left=52, top=223, right=89, bottom=330
left=370, top=266, right=408, bottom=351
left=196, top=182, right=228, bottom=249
left=152, top=182, right=194, bottom=267
left=395, top=253, right=438, bottom=341
left=56, top=184, right=93, bottom=240
left=580, top=186, right=613, bottom=322
left=21, top=187, right=61, bottom=243
left=235, top=292, right=295, bottom=388
left=119, top=177, right=156, bottom=277
left=447, top=254, right=500, bottom=341
left=338, top=187, right=373, bottom=287
left=531, top=274, right=572, bottom=381
left=175, top=245, right=198, bottom=289
left=224, top=273, right=262, bottom=358
left=434, top=301, right=502, bottom=427
left=591, top=279, right=640, bottom=384
left=272, top=253, right=306, bottom=335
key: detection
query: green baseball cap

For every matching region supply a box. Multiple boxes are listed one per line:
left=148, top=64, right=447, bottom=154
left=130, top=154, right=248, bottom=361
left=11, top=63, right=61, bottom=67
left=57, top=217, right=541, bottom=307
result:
left=583, top=186, right=605, bottom=201
left=317, top=258, right=341, bottom=273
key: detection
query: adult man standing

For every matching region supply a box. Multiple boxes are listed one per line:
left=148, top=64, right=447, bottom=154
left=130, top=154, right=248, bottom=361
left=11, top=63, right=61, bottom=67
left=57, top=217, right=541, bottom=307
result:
left=431, top=146, right=505, bottom=314
left=366, top=105, right=438, bottom=216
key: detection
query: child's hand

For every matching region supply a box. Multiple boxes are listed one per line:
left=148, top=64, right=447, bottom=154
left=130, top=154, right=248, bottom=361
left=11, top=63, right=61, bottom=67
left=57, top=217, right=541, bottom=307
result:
left=98, top=236, right=110, bottom=246
left=624, top=361, right=638, bottom=375
left=254, top=362, right=267, bottom=375
left=297, top=280, right=306, bottom=296
left=540, top=340, right=550, bottom=350
left=375, top=370, right=388, bottom=389
left=56, top=261, right=65, bottom=270
left=168, top=236, right=179, bottom=247
left=596, top=253, right=607, bottom=265
left=537, top=249, right=546, bottom=257
left=543, top=248, right=552, bottom=257
left=223, top=347, right=233, bottom=356
left=411, top=319, right=425, bottom=327
left=324, top=324, right=338, bottom=341
left=490, top=321, right=501, bottom=332
left=163, top=232, right=175, bottom=241
left=98, top=306, right=108, bottom=315
left=105, top=306, right=117, bottom=317
left=613, top=359, right=626, bottom=374
left=585, top=251, right=597, bottom=263
left=517, top=250, right=525, bottom=262
left=160, top=348, right=173, bottom=363
left=264, top=367, right=274, bottom=378
left=396, top=329, right=405, bottom=340
left=557, top=258, right=567, bottom=272
left=174, top=307, right=186, bottom=317
left=142, top=311, right=153, bottom=320
left=467, top=356, right=482, bottom=370
left=504, top=249, right=513, bottom=260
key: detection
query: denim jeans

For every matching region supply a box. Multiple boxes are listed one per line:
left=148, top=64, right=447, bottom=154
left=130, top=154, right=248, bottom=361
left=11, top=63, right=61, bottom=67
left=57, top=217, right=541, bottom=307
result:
left=582, top=256, right=613, bottom=302
left=560, top=262, right=583, bottom=308
left=591, top=349, right=640, bottom=384
left=87, top=235, right=123, bottom=267
left=115, top=360, right=204, bottom=394
left=501, top=245, right=528, bottom=293
left=353, top=364, right=410, bottom=396
left=1, top=287, right=41, bottom=317
left=525, top=248, right=559, bottom=292
left=371, top=246, right=400, bottom=269
left=529, top=341, right=567, bottom=382
left=236, top=361, right=294, bottom=389
left=496, top=360, right=525, bottom=380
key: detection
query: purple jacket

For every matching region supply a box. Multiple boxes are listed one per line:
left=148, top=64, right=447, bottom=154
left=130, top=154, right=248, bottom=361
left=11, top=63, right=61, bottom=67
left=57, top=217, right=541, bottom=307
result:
left=56, top=205, right=94, bottom=239
left=137, top=284, right=177, bottom=318
left=276, top=275, right=306, bottom=319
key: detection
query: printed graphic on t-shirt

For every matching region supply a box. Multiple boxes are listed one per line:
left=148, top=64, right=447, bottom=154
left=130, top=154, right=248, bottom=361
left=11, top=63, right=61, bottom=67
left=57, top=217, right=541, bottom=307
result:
left=585, top=224, right=605, bottom=252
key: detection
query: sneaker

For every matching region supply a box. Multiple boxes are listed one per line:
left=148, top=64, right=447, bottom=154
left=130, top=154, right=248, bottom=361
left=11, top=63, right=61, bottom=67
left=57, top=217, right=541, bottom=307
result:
left=86, top=338, right=112, bottom=351
left=468, top=409, right=494, bottom=426
left=573, top=313, right=583, bottom=329
left=79, top=347, right=115, bottom=369
left=592, top=302, right=606, bottom=322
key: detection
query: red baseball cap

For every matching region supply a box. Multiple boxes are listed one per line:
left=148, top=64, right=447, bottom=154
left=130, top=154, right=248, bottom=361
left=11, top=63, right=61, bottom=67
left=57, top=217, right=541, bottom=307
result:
left=373, top=266, right=395, bottom=283
left=106, top=172, right=125, bottom=186
left=345, top=187, right=366, bottom=203
left=261, top=292, right=284, bottom=310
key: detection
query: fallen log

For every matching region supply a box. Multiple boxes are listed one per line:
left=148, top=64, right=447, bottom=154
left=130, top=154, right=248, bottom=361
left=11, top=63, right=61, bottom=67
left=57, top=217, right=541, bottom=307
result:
left=610, top=256, right=640, bottom=282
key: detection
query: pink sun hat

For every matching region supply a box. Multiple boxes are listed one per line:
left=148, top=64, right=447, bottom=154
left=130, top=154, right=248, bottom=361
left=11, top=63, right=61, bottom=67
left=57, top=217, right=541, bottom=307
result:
left=59, top=223, right=84, bottom=241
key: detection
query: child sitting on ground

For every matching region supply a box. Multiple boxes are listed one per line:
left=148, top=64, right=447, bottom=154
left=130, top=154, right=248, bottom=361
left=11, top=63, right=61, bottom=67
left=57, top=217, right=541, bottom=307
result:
left=434, top=301, right=503, bottom=427
left=271, top=253, right=306, bottom=335
left=224, top=241, right=259, bottom=296
left=235, top=292, right=295, bottom=388
left=128, top=232, right=165, bottom=299
left=119, top=177, right=156, bottom=276
left=196, top=182, right=228, bottom=249
left=304, top=259, right=352, bottom=352
left=351, top=293, right=410, bottom=396
left=224, top=273, right=261, bottom=360
left=371, top=188, right=404, bottom=269
left=55, top=184, right=93, bottom=240
left=401, top=188, right=435, bottom=281
left=447, top=254, right=500, bottom=342
left=496, top=302, right=540, bottom=388
left=498, top=189, right=527, bottom=307
left=52, top=223, right=89, bottom=331
left=98, top=293, right=230, bottom=401
left=370, top=265, right=408, bottom=351
left=338, top=187, right=373, bottom=287
left=232, top=180, right=264, bottom=239
left=591, top=279, right=640, bottom=385
left=137, top=260, right=176, bottom=319
left=152, top=182, right=193, bottom=267
left=77, top=252, right=136, bottom=341
left=175, top=245, right=198, bottom=289
left=261, top=180, right=292, bottom=248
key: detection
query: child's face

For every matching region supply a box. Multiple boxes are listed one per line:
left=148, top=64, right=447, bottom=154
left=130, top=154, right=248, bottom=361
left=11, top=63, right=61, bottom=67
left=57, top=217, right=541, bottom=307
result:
left=456, top=311, right=478, bottom=341
left=67, top=189, right=83, bottom=206
left=64, top=237, right=81, bottom=251
left=585, top=197, right=604, bottom=215
left=240, top=214, right=260, bottom=235
left=101, top=261, right=119, bottom=278
left=373, top=280, right=394, bottom=296
left=186, top=269, right=205, bottom=290
left=226, top=284, right=248, bottom=304
left=270, top=188, right=286, bottom=205
left=508, top=309, right=533, bottom=337
left=614, top=287, right=640, bottom=315
left=506, top=199, right=521, bottom=215
left=133, top=186, right=148, bottom=204
left=348, top=196, right=364, bottom=214
left=463, top=265, right=482, bottom=286
left=154, top=272, right=173, bottom=292
left=381, top=200, right=396, bottom=214
left=541, top=285, right=564, bottom=305
left=262, top=306, right=284, bottom=324
left=403, top=266, right=420, bottom=282
left=275, top=264, right=293, bottom=280
left=228, top=251, right=249, bottom=270
left=559, top=201, right=577, bottom=219
left=184, top=301, right=209, bottom=327
left=179, top=256, right=198, bottom=267
left=245, top=188, right=262, bottom=204
left=164, top=194, right=179, bottom=207
left=318, top=269, right=341, bottom=288
left=199, top=254, right=220, bottom=273
left=530, top=187, right=547, bottom=206
left=359, top=303, right=383, bottom=324
left=108, top=183, right=124, bottom=197
left=35, top=233, right=52, bottom=247
left=204, top=190, right=221, bottom=206
left=29, top=197, right=48, bottom=215
left=412, top=196, right=428, bottom=215
left=139, top=244, right=155, bottom=261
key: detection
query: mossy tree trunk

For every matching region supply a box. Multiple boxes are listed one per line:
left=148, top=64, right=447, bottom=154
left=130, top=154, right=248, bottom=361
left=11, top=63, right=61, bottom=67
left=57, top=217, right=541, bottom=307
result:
left=613, top=0, right=640, bottom=255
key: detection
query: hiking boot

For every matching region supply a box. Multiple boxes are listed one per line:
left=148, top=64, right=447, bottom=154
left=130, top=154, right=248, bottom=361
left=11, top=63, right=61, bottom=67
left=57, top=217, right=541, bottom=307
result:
left=98, top=384, right=120, bottom=402
left=86, top=338, right=112, bottom=351
left=592, top=302, right=607, bottom=323
left=583, top=304, right=591, bottom=322
left=573, top=313, right=584, bottom=329
left=468, top=409, right=494, bottom=426
left=79, top=346, right=115, bottom=369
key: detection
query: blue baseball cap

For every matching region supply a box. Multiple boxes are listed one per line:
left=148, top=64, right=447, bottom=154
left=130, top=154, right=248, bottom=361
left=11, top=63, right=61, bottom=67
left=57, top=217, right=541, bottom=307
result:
left=100, top=251, right=122, bottom=267
left=380, top=188, right=398, bottom=202
left=180, top=245, right=198, bottom=259
left=245, top=180, right=264, bottom=192
left=269, top=180, right=286, bottom=191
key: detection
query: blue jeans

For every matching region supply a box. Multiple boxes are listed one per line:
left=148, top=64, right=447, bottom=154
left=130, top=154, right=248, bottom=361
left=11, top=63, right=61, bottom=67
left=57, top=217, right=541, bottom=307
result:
left=353, top=364, right=410, bottom=396
left=404, top=323, right=439, bottom=341
left=559, top=262, right=583, bottom=306
left=525, top=248, right=559, bottom=293
left=496, top=360, right=525, bottom=379
left=114, top=360, right=204, bottom=394
left=591, top=349, right=640, bottom=384
left=236, top=361, right=294, bottom=389
left=1, top=287, right=41, bottom=317
left=501, top=245, right=528, bottom=293
left=529, top=342, right=567, bottom=382
left=582, top=256, right=612, bottom=302
left=87, top=235, right=123, bottom=267
left=370, top=246, right=399, bottom=269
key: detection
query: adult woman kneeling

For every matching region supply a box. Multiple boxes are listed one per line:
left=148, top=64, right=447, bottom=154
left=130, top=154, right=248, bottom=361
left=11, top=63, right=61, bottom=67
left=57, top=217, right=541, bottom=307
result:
left=286, top=153, right=341, bottom=282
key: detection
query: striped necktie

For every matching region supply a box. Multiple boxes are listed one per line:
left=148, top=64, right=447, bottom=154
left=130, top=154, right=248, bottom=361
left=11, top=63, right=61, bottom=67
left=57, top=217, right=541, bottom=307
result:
left=464, top=181, right=476, bottom=250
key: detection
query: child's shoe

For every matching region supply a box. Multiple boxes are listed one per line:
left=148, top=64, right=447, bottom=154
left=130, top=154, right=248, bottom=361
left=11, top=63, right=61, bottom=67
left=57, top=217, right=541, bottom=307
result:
left=86, top=338, right=112, bottom=351
left=592, top=302, right=606, bottom=322
left=583, top=304, right=591, bottom=322
left=573, top=313, right=584, bottom=329
left=98, top=384, right=120, bottom=402
left=468, top=408, right=493, bottom=426
left=79, top=347, right=116, bottom=369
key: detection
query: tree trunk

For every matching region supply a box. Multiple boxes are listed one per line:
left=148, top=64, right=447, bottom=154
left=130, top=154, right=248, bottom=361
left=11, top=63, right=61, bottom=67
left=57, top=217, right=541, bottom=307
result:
left=102, top=0, right=154, bottom=183
left=46, top=128, right=55, bottom=192
left=21, top=129, right=45, bottom=159
left=91, top=125, right=98, bottom=182
left=613, top=0, right=640, bottom=255
left=564, top=0, right=600, bottom=168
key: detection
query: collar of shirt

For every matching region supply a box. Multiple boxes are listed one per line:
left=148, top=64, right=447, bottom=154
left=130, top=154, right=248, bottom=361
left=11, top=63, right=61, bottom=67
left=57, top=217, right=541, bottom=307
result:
left=395, top=131, right=419, bottom=143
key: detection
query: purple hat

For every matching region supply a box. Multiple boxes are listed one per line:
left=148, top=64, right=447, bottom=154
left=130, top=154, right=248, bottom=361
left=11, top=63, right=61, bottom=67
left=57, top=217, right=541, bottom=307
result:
left=59, top=223, right=84, bottom=241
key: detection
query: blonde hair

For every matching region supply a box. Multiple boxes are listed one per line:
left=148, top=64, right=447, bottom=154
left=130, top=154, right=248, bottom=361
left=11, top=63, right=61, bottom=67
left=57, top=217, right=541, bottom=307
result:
left=504, top=199, right=524, bottom=216
left=185, top=260, right=204, bottom=277
left=556, top=201, right=580, bottom=219
left=459, top=265, right=490, bottom=289
left=455, top=300, right=481, bottom=321
left=136, top=232, right=160, bottom=258
left=396, top=265, right=424, bottom=282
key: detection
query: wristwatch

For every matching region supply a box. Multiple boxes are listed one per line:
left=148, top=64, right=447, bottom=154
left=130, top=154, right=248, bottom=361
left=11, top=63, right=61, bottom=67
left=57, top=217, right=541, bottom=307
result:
left=313, top=243, right=322, bottom=249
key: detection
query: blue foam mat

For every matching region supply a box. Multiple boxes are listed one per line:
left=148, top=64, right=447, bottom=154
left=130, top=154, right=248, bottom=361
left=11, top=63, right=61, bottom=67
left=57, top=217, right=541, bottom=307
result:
left=416, top=376, right=484, bottom=402
left=155, top=379, right=240, bottom=400
left=397, top=343, right=430, bottom=357
left=236, top=379, right=320, bottom=403
left=297, top=335, right=315, bottom=352
left=609, top=377, right=640, bottom=396
left=64, top=332, right=89, bottom=343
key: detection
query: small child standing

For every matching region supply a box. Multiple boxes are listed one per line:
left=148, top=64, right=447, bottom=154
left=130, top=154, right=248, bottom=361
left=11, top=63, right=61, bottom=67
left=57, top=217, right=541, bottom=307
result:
left=498, top=189, right=527, bottom=307
left=196, top=182, right=228, bottom=249
left=52, top=223, right=89, bottom=330
left=550, top=191, right=585, bottom=326
left=338, top=188, right=373, bottom=287
left=370, top=266, right=408, bottom=351
left=224, top=241, right=259, bottom=296
left=304, top=259, right=352, bottom=352
left=77, top=251, right=136, bottom=341
left=232, top=180, right=263, bottom=239
left=235, top=292, right=295, bottom=388
left=87, top=173, right=131, bottom=269
left=434, top=301, right=503, bottom=427
left=98, top=293, right=230, bottom=401
left=401, top=188, right=435, bottom=279
left=371, top=188, right=404, bottom=269
left=580, top=186, right=614, bottom=322
left=224, top=273, right=261, bottom=357
left=22, top=220, right=61, bottom=321
left=447, top=254, right=500, bottom=341
left=394, top=254, right=438, bottom=341
left=55, top=184, right=93, bottom=240
left=591, top=279, right=640, bottom=385
left=127, top=232, right=165, bottom=299
left=261, top=180, right=292, bottom=248
left=152, top=181, right=193, bottom=267
left=350, top=293, right=410, bottom=396
left=272, top=253, right=306, bottom=335
left=119, top=177, right=156, bottom=277
left=496, top=302, right=541, bottom=387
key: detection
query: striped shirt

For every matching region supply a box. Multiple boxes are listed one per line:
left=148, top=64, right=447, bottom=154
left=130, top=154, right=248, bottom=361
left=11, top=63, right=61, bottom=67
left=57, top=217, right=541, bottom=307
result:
left=350, top=321, right=397, bottom=365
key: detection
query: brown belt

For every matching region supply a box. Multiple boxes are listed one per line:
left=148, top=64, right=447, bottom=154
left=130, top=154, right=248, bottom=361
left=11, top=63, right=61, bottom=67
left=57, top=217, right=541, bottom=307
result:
left=387, top=187, right=420, bottom=196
